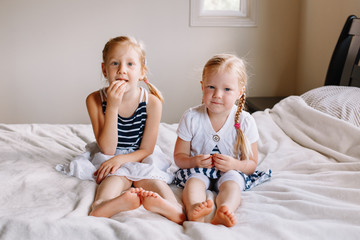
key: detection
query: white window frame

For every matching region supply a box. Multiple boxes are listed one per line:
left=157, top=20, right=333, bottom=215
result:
left=190, top=0, right=258, bottom=27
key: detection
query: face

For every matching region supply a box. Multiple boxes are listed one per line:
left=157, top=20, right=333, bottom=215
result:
left=102, top=43, right=144, bottom=91
left=201, top=69, right=244, bottom=116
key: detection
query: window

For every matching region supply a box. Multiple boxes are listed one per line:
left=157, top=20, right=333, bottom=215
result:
left=190, top=0, right=257, bottom=27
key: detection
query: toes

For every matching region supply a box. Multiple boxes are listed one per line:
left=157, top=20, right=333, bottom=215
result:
left=140, top=190, right=158, bottom=198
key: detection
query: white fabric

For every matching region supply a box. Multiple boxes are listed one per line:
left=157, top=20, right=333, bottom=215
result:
left=301, top=85, right=360, bottom=127
left=56, top=143, right=174, bottom=184
left=1, top=96, right=360, bottom=239
left=177, top=104, right=259, bottom=158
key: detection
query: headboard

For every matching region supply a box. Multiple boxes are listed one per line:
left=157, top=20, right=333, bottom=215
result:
left=325, top=15, right=360, bottom=87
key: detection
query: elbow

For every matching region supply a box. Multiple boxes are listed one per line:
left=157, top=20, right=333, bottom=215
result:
left=174, top=157, right=181, bottom=168
left=144, top=148, right=153, bottom=158
left=245, top=160, right=258, bottom=175
left=102, top=150, right=116, bottom=156
left=138, top=148, right=153, bottom=160
left=98, top=144, right=116, bottom=156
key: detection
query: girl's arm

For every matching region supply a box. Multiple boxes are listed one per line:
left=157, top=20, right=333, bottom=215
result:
left=174, top=137, right=213, bottom=169
left=213, top=142, right=258, bottom=175
left=87, top=81, right=130, bottom=155
left=86, top=91, right=118, bottom=155
left=93, top=94, right=162, bottom=183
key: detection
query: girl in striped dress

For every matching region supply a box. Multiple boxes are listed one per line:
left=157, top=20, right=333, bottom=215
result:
left=173, top=54, right=271, bottom=227
left=85, top=36, right=184, bottom=223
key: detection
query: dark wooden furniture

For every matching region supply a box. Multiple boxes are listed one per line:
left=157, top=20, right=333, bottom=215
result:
left=325, top=15, right=360, bottom=87
left=246, top=96, right=286, bottom=113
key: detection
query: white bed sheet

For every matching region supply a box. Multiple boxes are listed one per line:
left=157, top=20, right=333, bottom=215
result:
left=0, top=96, right=360, bottom=240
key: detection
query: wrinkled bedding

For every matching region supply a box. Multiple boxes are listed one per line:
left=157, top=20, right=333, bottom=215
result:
left=0, top=96, right=359, bottom=240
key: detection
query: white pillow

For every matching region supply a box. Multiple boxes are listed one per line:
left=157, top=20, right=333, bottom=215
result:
left=301, top=86, right=360, bottom=127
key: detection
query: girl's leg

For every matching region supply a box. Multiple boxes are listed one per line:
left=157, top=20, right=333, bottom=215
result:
left=182, top=177, right=213, bottom=222
left=211, top=180, right=241, bottom=227
left=134, top=179, right=186, bottom=224
left=89, top=176, right=141, bottom=218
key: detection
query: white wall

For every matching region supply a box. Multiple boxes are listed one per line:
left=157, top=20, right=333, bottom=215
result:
left=0, top=0, right=303, bottom=124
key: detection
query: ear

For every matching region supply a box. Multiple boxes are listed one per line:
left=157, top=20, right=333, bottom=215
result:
left=200, top=81, right=204, bottom=91
left=101, top=63, right=107, bottom=78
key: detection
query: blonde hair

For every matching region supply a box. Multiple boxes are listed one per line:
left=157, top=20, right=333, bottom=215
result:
left=102, top=36, right=164, bottom=102
left=202, top=54, right=252, bottom=160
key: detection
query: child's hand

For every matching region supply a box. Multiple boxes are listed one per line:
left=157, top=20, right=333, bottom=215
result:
left=195, top=154, right=213, bottom=168
left=106, top=80, right=127, bottom=110
left=212, top=153, right=237, bottom=172
left=94, top=156, right=123, bottom=184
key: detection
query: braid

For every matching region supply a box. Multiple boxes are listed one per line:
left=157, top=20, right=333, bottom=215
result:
left=235, top=92, right=246, bottom=123
left=235, top=93, right=252, bottom=160
left=143, top=77, right=164, bottom=103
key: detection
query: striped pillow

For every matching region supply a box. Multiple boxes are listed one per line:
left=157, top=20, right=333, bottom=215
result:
left=301, top=86, right=360, bottom=127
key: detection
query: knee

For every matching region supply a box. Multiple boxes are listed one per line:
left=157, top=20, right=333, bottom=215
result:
left=186, top=175, right=210, bottom=189
left=217, top=170, right=245, bottom=191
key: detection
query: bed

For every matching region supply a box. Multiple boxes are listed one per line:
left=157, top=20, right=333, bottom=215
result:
left=1, top=16, right=360, bottom=240
left=1, top=85, right=360, bottom=240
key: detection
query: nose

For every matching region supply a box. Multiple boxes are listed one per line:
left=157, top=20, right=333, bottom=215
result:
left=213, top=89, right=222, bottom=98
left=117, top=63, right=126, bottom=74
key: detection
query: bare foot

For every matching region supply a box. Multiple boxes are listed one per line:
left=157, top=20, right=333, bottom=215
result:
left=89, top=188, right=142, bottom=218
left=211, top=205, right=237, bottom=227
left=139, top=190, right=185, bottom=224
left=187, top=199, right=213, bottom=222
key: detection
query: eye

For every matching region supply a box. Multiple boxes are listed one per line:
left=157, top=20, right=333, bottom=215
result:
left=128, top=62, right=134, bottom=66
left=207, top=86, right=215, bottom=89
left=225, top=88, right=231, bottom=91
left=110, top=61, right=119, bottom=66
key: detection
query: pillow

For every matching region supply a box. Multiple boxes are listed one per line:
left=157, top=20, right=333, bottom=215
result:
left=300, top=86, right=360, bottom=127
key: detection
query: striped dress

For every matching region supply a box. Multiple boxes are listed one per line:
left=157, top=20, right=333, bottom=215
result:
left=56, top=87, right=175, bottom=183
left=100, top=87, right=147, bottom=151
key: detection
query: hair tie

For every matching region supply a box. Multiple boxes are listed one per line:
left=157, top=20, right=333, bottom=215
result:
left=234, top=123, right=241, bottom=129
left=143, top=78, right=149, bottom=84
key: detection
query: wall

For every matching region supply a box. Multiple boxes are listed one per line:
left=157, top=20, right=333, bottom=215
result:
left=296, top=0, right=360, bottom=94
left=1, top=0, right=301, bottom=124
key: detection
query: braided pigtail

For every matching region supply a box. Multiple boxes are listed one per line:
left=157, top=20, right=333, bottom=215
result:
left=143, top=77, right=164, bottom=103
left=235, top=93, right=252, bottom=160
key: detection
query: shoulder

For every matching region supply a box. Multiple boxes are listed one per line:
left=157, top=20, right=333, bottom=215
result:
left=177, top=104, right=205, bottom=141
left=239, top=110, right=252, bottom=121
left=86, top=90, right=103, bottom=114
left=146, top=92, right=162, bottom=116
left=181, top=104, right=205, bottom=120
left=239, top=110, right=257, bottom=128
left=178, top=104, right=204, bottom=129
left=86, top=90, right=101, bottom=105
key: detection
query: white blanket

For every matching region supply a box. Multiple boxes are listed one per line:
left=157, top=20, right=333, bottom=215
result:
left=0, top=96, right=359, bottom=240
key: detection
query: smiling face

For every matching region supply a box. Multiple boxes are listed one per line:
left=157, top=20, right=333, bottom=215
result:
left=201, top=69, right=244, bottom=117
left=102, top=43, right=145, bottom=91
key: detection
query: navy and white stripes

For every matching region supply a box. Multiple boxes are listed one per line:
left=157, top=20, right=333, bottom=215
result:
left=102, top=101, right=147, bottom=151
left=174, top=144, right=272, bottom=190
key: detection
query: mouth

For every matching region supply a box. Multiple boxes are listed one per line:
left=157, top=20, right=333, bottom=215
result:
left=211, top=101, right=222, bottom=105
left=116, top=78, right=128, bottom=82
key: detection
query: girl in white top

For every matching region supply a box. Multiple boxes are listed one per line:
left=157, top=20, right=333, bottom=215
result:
left=86, top=36, right=184, bottom=223
left=174, top=54, right=271, bottom=227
